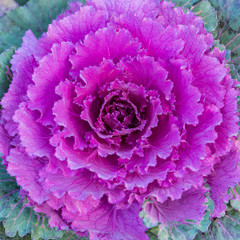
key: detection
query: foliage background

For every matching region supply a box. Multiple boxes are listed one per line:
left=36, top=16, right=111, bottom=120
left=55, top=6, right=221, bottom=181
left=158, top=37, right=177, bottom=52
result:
left=0, top=0, right=28, bottom=16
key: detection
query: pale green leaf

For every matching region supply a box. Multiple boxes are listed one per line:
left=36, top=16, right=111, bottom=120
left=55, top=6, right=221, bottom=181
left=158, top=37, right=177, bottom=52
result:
left=230, top=199, right=240, bottom=211
left=31, top=216, right=64, bottom=240
left=0, top=222, right=31, bottom=240
left=0, top=0, right=72, bottom=53
left=170, top=0, right=199, bottom=8
left=3, top=203, right=37, bottom=238
left=192, top=1, right=218, bottom=32
left=0, top=47, right=15, bottom=99
left=0, top=158, right=87, bottom=239
left=169, top=0, right=218, bottom=32
left=145, top=195, right=213, bottom=240
left=194, top=208, right=240, bottom=240
left=209, top=0, right=240, bottom=73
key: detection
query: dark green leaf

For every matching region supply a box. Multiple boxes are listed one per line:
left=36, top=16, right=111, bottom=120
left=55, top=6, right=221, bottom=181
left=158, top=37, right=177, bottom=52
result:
left=146, top=228, right=158, bottom=240
left=15, top=0, right=30, bottom=6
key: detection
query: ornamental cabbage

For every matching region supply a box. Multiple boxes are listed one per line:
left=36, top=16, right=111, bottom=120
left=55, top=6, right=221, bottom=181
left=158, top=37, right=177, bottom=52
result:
left=0, top=0, right=239, bottom=239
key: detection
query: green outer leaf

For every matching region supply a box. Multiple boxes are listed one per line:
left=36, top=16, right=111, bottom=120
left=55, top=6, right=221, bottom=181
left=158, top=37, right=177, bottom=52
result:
left=169, top=0, right=199, bottom=8
left=230, top=199, right=240, bottom=211
left=0, top=157, right=20, bottom=222
left=171, top=0, right=240, bottom=75
left=234, top=185, right=240, bottom=196
left=160, top=223, right=199, bottom=240
left=170, top=0, right=218, bottom=33
left=0, top=157, right=33, bottom=238
left=0, top=222, right=31, bottom=240
left=146, top=229, right=158, bottom=240
left=59, top=231, right=89, bottom=240
left=209, top=0, right=240, bottom=73
left=2, top=201, right=40, bottom=238
left=191, top=0, right=218, bottom=32
left=0, top=158, right=87, bottom=240
left=0, top=0, right=71, bottom=53
left=0, top=47, right=15, bottom=99
left=31, top=216, right=64, bottom=240
left=194, top=208, right=240, bottom=240
left=145, top=193, right=213, bottom=240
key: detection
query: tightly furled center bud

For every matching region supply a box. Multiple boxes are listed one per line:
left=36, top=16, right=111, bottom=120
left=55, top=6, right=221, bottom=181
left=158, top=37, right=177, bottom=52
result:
left=97, top=92, right=142, bottom=135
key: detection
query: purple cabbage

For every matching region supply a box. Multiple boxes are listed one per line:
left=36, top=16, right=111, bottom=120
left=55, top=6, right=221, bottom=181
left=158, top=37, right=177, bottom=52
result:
left=0, top=0, right=239, bottom=239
